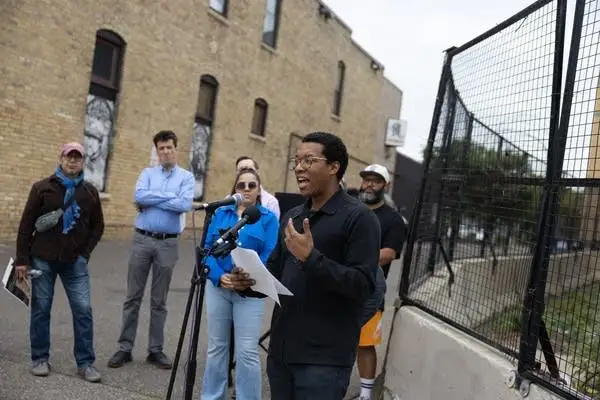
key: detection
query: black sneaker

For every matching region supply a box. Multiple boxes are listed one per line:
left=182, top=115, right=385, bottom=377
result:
left=107, top=350, right=132, bottom=368
left=146, top=351, right=172, bottom=369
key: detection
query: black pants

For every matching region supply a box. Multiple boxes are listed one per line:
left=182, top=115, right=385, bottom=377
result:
left=267, top=355, right=353, bottom=400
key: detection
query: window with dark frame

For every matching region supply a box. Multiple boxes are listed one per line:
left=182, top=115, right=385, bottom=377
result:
left=90, top=30, right=125, bottom=99
left=196, top=75, right=219, bottom=125
left=262, top=0, right=281, bottom=48
left=251, top=98, right=268, bottom=137
left=333, top=61, right=345, bottom=117
left=209, top=0, right=228, bottom=16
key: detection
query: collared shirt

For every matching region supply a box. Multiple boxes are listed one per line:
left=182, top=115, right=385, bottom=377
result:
left=204, top=204, right=279, bottom=286
left=261, top=187, right=280, bottom=220
left=134, top=165, right=195, bottom=234
left=267, top=189, right=381, bottom=367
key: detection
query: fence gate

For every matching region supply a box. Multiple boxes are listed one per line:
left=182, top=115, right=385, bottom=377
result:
left=398, top=0, right=600, bottom=398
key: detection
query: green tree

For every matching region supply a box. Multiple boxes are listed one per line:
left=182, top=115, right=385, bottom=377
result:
left=425, top=138, right=540, bottom=246
left=426, top=137, right=584, bottom=248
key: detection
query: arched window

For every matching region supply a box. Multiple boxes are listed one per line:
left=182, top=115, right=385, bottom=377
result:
left=90, top=29, right=126, bottom=101
left=333, top=61, right=345, bottom=117
left=251, top=98, right=268, bottom=137
left=196, top=74, right=219, bottom=126
left=262, top=0, right=282, bottom=48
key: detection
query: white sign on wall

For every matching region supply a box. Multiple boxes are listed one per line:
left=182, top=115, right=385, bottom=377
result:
left=385, top=118, right=407, bottom=147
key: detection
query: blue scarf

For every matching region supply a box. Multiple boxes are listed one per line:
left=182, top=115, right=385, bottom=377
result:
left=55, top=166, right=83, bottom=234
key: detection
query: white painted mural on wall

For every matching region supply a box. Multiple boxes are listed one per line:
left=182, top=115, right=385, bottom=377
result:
left=83, top=94, right=114, bottom=192
left=189, top=122, right=212, bottom=201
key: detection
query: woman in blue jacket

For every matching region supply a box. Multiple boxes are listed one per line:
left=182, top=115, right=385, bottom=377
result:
left=201, top=168, right=279, bottom=400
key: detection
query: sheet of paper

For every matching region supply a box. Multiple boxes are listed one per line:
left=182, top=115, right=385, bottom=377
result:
left=230, top=247, right=293, bottom=304
left=272, top=277, right=293, bottom=296
left=2, top=257, right=31, bottom=308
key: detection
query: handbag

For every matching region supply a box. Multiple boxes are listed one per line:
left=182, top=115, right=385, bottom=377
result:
left=34, top=187, right=80, bottom=233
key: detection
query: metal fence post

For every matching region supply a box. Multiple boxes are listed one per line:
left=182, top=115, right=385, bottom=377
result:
left=517, top=0, right=571, bottom=378
left=399, top=50, right=455, bottom=297
left=447, top=112, right=474, bottom=260
left=426, top=83, right=458, bottom=273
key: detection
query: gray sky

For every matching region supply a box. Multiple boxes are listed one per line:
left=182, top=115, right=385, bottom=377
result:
left=321, top=0, right=577, bottom=164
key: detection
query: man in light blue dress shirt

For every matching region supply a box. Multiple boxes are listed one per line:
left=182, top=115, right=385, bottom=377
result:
left=108, top=130, right=195, bottom=370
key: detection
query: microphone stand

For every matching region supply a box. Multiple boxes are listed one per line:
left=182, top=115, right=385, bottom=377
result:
left=165, top=207, right=212, bottom=400
left=165, top=209, right=239, bottom=400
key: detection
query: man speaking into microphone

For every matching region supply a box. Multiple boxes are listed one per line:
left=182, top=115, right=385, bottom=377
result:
left=266, top=132, right=381, bottom=400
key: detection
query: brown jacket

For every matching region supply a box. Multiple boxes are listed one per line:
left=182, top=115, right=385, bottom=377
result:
left=16, top=174, right=105, bottom=266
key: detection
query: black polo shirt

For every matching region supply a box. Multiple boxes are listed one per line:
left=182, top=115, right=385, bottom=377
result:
left=373, top=204, right=407, bottom=278
left=267, top=189, right=381, bottom=367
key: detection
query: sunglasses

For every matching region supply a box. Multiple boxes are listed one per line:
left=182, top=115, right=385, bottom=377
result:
left=236, top=181, right=258, bottom=190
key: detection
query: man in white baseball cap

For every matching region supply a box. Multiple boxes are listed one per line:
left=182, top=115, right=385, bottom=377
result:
left=359, top=164, right=391, bottom=186
left=355, top=164, right=406, bottom=400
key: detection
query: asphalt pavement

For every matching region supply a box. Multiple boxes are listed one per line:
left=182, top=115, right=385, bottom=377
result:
left=0, top=239, right=400, bottom=400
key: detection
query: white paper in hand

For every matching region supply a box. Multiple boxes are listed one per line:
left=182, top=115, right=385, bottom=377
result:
left=2, top=257, right=31, bottom=308
left=230, top=247, right=293, bottom=304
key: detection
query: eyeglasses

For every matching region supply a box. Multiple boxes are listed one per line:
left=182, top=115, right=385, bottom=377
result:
left=236, top=181, right=258, bottom=191
left=288, top=156, right=328, bottom=171
left=63, top=153, right=83, bottom=161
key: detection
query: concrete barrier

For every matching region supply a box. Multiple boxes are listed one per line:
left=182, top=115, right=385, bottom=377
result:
left=382, top=306, right=587, bottom=400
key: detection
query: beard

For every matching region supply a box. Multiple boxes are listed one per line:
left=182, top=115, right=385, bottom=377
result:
left=359, top=187, right=385, bottom=205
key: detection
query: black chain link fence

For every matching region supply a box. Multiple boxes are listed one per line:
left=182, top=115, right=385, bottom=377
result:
left=399, top=0, right=600, bottom=398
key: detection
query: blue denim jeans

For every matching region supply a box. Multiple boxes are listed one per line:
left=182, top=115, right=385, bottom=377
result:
left=201, top=281, right=265, bottom=400
left=30, top=256, right=95, bottom=368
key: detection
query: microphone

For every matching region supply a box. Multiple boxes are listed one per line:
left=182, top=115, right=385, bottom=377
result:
left=211, top=205, right=262, bottom=250
left=194, top=193, right=243, bottom=212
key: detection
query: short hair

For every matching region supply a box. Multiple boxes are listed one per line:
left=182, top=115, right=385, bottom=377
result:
left=302, top=131, right=348, bottom=181
left=153, top=130, right=178, bottom=147
left=235, top=156, right=258, bottom=170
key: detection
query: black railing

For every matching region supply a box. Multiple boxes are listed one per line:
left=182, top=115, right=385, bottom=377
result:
left=399, top=0, right=600, bottom=398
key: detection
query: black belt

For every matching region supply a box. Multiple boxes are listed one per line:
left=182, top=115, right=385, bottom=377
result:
left=135, top=228, right=179, bottom=240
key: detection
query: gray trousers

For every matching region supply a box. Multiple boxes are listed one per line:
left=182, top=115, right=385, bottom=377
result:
left=118, top=231, right=179, bottom=353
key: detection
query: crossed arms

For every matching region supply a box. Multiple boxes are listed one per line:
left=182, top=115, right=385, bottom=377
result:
left=134, top=168, right=195, bottom=213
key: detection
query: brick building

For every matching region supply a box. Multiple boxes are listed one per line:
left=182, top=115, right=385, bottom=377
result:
left=0, top=0, right=401, bottom=239
left=580, top=78, right=600, bottom=245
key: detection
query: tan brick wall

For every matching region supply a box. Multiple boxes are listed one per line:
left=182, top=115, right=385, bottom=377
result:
left=0, top=0, right=396, bottom=240
left=580, top=79, right=600, bottom=243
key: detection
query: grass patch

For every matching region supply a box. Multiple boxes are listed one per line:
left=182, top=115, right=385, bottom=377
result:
left=491, top=308, right=522, bottom=335
left=487, top=282, right=600, bottom=398
left=544, top=282, right=600, bottom=398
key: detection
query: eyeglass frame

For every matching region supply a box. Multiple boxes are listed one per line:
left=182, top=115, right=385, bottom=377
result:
left=288, top=156, right=329, bottom=171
